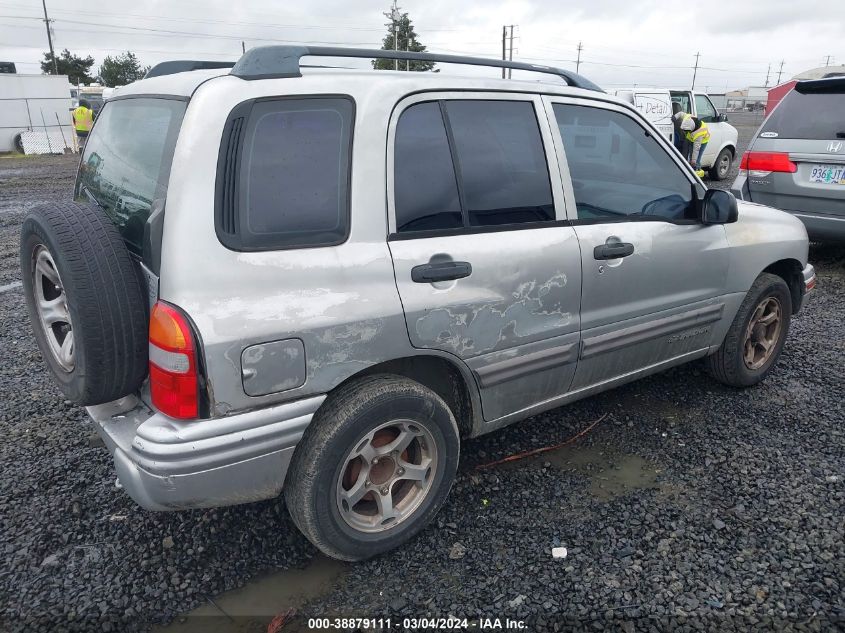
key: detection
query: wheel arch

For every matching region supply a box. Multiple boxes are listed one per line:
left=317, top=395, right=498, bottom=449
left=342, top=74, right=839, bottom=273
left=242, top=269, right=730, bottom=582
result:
left=328, top=353, right=482, bottom=439
left=763, top=258, right=803, bottom=314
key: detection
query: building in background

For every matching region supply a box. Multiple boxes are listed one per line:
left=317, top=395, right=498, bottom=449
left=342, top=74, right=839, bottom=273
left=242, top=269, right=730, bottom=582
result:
left=725, top=86, right=768, bottom=111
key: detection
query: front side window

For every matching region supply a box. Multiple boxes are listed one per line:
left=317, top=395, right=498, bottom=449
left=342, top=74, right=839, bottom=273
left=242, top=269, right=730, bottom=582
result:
left=553, top=104, right=696, bottom=222
left=695, top=95, right=717, bottom=122
left=393, top=99, right=555, bottom=234
left=75, top=97, right=185, bottom=255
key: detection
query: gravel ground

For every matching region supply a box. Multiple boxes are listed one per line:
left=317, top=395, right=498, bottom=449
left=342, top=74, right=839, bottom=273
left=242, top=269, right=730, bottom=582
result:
left=1, top=117, right=843, bottom=633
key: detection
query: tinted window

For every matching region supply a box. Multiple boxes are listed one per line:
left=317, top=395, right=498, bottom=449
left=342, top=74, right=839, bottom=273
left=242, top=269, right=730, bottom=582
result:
left=76, top=98, right=185, bottom=256
left=760, top=89, right=845, bottom=139
left=238, top=98, right=353, bottom=249
left=445, top=100, right=554, bottom=226
left=695, top=95, right=717, bottom=122
left=554, top=104, right=695, bottom=221
left=394, top=102, right=463, bottom=232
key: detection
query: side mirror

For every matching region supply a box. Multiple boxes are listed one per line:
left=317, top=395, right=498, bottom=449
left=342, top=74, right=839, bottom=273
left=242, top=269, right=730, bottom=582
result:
left=701, top=189, right=738, bottom=224
left=719, top=113, right=728, bottom=122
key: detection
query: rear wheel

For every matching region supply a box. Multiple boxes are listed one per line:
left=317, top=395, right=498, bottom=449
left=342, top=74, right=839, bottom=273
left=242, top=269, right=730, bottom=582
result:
left=285, top=375, right=460, bottom=561
left=709, top=147, right=733, bottom=181
left=705, top=273, right=792, bottom=387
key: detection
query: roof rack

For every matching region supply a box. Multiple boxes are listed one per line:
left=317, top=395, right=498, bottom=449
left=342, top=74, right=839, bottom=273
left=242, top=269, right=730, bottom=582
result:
left=145, top=60, right=235, bottom=79
left=229, top=45, right=603, bottom=92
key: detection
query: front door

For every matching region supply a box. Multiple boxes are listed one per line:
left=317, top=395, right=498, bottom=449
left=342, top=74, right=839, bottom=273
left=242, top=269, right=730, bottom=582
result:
left=545, top=97, right=731, bottom=392
left=387, top=94, right=582, bottom=421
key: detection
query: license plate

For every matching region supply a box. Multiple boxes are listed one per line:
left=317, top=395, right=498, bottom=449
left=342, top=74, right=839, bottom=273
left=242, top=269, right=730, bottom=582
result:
left=809, top=164, right=845, bottom=184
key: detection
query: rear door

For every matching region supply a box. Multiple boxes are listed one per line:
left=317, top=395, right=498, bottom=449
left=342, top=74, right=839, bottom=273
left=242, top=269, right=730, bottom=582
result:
left=387, top=93, right=582, bottom=421
left=545, top=97, right=731, bottom=391
left=745, top=85, right=845, bottom=219
left=632, top=91, right=674, bottom=142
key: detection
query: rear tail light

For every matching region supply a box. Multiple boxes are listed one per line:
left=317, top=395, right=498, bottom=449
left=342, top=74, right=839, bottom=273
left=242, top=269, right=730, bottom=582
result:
left=739, top=151, right=797, bottom=177
left=149, top=301, right=199, bottom=419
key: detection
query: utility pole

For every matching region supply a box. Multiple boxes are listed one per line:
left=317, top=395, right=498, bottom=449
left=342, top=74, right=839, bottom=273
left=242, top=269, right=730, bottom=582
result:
left=241, top=41, right=246, bottom=54
left=41, top=0, right=57, bottom=74
left=824, top=54, right=832, bottom=66
left=691, top=51, right=700, bottom=90
left=764, top=63, right=771, bottom=87
left=501, top=26, right=506, bottom=78
left=507, top=25, right=515, bottom=79
left=576, top=41, right=583, bottom=74
left=776, top=60, right=784, bottom=84
left=384, top=0, right=401, bottom=71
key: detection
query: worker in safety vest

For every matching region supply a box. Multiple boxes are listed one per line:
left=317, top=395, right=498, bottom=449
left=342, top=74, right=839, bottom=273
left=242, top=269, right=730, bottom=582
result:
left=72, top=100, right=95, bottom=142
left=673, top=111, right=710, bottom=177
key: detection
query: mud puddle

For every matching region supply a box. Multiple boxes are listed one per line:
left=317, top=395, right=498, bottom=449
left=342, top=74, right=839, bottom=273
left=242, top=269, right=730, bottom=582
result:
left=156, top=555, right=345, bottom=633
left=541, top=445, right=660, bottom=500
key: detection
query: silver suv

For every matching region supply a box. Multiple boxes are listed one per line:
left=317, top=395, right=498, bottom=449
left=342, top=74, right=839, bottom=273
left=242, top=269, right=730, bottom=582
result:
left=732, top=77, right=845, bottom=241
left=20, top=46, right=815, bottom=561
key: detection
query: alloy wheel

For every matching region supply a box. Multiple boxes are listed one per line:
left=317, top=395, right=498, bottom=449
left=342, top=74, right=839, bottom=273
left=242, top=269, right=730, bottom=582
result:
left=31, top=245, right=74, bottom=371
left=743, top=296, right=782, bottom=370
left=336, top=419, right=437, bottom=533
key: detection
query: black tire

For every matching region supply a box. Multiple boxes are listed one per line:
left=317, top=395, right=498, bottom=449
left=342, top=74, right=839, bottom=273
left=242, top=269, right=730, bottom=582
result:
left=708, top=147, right=733, bottom=181
left=705, top=273, right=792, bottom=387
left=285, top=374, right=460, bottom=561
left=13, top=133, right=24, bottom=154
left=20, top=201, right=148, bottom=405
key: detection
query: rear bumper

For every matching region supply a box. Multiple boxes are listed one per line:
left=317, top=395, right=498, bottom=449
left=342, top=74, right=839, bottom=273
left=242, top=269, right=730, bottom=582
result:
left=86, top=394, right=325, bottom=511
left=789, top=212, right=845, bottom=243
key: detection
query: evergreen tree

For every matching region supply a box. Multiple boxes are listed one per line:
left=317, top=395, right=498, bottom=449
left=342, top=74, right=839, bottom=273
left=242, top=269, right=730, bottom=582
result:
left=373, top=9, right=434, bottom=72
left=99, top=52, right=151, bottom=87
left=41, top=49, right=96, bottom=84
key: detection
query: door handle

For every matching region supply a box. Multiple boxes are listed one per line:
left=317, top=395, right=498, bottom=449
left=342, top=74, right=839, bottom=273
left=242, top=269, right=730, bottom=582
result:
left=412, top=261, right=473, bottom=283
left=593, top=242, right=634, bottom=260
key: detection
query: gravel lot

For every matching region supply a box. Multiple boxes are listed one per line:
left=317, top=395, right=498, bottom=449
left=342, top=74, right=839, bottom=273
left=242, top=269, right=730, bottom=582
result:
left=1, top=117, right=843, bottom=633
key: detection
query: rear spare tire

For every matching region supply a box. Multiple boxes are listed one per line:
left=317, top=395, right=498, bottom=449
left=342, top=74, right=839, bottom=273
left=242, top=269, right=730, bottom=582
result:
left=20, top=201, right=148, bottom=405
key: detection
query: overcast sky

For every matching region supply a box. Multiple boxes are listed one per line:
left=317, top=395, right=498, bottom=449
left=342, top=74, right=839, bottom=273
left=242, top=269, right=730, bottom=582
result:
left=1, top=0, right=843, bottom=91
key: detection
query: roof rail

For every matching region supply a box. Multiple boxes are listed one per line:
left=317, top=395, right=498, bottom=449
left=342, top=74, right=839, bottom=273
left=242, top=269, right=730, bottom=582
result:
left=229, top=45, right=603, bottom=92
left=795, top=76, right=845, bottom=93
left=145, top=60, right=235, bottom=79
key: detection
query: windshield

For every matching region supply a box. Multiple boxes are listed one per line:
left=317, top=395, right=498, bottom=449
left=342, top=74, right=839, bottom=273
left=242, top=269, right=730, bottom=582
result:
left=760, top=89, right=845, bottom=139
left=75, top=97, right=185, bottom=259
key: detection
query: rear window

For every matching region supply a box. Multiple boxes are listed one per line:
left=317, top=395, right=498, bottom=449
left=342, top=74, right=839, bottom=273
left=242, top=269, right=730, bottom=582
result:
left=760, top=89, right=845, bottom=139
left=75, top=97, right=185, bottom=257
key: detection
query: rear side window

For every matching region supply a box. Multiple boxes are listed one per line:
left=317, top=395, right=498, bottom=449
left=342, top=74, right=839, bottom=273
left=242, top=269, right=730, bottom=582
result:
left=394, top=102, right=463, bottom=232
left=217, top=97, right=354, bottom=251
left=760, top=89, right=845, bottom=139
left=75, top=97, right=185, bottom=256
left=393, top=99, right=554, bottom=234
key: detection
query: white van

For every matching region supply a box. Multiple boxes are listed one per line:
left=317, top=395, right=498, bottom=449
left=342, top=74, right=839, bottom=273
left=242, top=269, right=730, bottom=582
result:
left=614, top=89, right=674, bottom=142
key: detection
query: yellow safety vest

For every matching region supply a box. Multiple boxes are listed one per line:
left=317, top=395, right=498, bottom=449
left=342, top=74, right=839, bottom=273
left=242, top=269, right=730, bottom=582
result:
left=685, top=120, right=710, bottom=144
left=73, top=106, right=94, bottom=132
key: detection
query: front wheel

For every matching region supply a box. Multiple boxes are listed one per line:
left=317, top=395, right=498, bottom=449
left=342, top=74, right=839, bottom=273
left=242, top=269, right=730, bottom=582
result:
left=705, top=273, right=792, bottom=387
left=285, top=375, right=460, bottom=561
left=709, top=147, right=733, bottom=181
